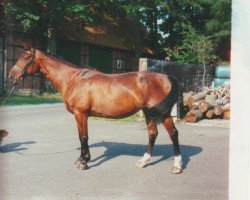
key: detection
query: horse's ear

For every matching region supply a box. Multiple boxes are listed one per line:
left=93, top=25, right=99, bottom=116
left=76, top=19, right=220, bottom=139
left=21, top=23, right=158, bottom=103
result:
left=22, top=42, right=33, bottom=51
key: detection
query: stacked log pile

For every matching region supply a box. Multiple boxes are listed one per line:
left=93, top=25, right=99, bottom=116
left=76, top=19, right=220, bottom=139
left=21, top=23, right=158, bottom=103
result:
left=183, top=86, right=230, bottom=123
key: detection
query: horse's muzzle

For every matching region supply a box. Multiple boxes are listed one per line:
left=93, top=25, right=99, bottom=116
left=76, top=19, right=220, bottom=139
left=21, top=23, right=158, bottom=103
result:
left=8, top=71, right=14, bottom=82
left=8, top=70, right=21, bottom=85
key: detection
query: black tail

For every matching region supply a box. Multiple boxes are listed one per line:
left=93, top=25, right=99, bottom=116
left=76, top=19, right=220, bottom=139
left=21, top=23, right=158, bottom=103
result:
left=143, top=76, right=179, bottom=124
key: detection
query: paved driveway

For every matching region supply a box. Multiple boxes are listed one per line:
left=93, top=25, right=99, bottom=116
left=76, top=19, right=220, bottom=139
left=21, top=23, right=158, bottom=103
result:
left=0, top=104, right=229, bottom=200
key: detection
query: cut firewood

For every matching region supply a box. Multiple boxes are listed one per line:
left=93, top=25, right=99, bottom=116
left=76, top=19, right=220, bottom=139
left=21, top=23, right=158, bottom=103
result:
left=216, top=96, right=230, bottom=105
left=222, top=103, right=230, bottom=110
left=188, top=101, right=200, bottom=111
left=223, top=108, right=230, bottom=120
left=182, top=86, right=230, bottom=122
left=204, top=87, right=213, bottom=93
left=209, top=90, right=217, bottom=96
left=216, top=87, right=228, bottom=99
left=205, top=109, right=216, bottom=119
left=198, top=100, right=215, bottom=113
left=183, top=91, right=194, bottom=107
left=188, top=91, right=208, bottom=105
left=205, top=94, right=218, bottom=104
left=213, top=105, right=223, bottom=116
left=185, top=110, right=203, bottom=123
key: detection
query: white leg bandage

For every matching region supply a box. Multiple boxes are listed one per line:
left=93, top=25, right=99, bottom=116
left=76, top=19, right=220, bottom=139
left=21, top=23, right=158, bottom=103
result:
left=173, top=155, right=183, bottom=169
left=136, top=153, right=151, bottom=168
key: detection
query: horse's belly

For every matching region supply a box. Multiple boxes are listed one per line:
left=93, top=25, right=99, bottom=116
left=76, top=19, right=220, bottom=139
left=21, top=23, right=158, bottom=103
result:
left=90, top=97, right=143, bottom=118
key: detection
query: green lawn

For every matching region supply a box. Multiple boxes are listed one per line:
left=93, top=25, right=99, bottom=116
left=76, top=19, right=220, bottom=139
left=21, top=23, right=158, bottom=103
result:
left=0, top=92, right=142, bottom=122
left=0, top=93, right=63, bottom=106
left=90, top=113, right=141, bottom=122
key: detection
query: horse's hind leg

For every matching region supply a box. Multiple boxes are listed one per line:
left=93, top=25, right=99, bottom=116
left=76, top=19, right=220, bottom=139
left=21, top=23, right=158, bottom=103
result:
left=162, top=117, right=182, bottom=174
left=136, top=119, right=158, bottom=168
left=74, top=112, right=91, bottom=170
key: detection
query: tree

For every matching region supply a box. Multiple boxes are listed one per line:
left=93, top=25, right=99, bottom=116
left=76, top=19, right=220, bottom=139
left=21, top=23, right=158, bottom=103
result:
left=205, top=0, right=231, bottom=60
left=161, top=0, right=231, bottom=62
left=121, top=0, right=168, bottom=58
left=5, top=0, right=95, bottom=55
left=161, top=0, right=208, bottom=48
left=5, top=0, right=101, bottom=92
left=120, top=0, right=144, bottom=59
left=165, top=24, right=216, bottom=87
left=4, top=0, right=231, bottom=63
left=141, top=0, right=167, bottom=57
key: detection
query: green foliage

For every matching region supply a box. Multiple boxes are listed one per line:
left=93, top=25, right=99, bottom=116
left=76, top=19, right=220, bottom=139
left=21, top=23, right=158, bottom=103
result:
left=5, top=1, right=41, bottom=31
left=5, top=0, right=95, bottom=34
left=5, top=0, right=100, bottom=56
left=162, top=0, right=231, bottom=61
left=165, top=24, right=216, bottom=65
left=4, top=0, right=231, bottom=62
left=120, top=0, right=169, bottom=57
left=205, top=0, right=231, bottom=60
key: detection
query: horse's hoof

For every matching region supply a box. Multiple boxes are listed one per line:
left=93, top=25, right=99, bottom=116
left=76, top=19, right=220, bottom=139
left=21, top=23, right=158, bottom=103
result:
left=136, top=153, right=151, bottom=168
left=77, top=162, right=89, bottom=170
left=75, top=159, right=81, bottom=166
left=136, top=161, right=146, bottom=168
left=171, top=167, right=182, bottom=174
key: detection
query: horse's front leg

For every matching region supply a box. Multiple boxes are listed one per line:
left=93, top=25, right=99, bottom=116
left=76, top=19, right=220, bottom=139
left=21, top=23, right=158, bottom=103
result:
left=74, top=112, right=90, bottom=170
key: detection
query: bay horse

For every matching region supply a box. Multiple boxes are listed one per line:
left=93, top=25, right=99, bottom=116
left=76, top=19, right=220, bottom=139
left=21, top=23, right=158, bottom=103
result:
left=8, top=46, right=183, bottom=174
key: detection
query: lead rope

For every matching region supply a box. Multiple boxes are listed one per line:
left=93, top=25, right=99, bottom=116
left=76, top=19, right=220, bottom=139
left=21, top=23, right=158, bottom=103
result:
left=1, top=82, right=17, bottom=105
left=1, top=49, right=36, bottom=105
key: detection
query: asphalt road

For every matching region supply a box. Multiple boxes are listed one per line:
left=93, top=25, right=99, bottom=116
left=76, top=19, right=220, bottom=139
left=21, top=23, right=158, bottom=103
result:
left=0, top=104, right=229, bottom=200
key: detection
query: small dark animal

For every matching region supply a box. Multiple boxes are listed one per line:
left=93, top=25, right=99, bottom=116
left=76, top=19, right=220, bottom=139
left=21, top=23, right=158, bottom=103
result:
left=0, top=129, right=8, bottom=145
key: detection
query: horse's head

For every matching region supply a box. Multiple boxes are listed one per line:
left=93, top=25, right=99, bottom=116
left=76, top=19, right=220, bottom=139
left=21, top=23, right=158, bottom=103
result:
left=8, top=43, right=39, bottom=85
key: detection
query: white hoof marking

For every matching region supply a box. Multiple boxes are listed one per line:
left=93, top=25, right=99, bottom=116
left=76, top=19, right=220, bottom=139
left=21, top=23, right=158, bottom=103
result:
left=173, top=155, right=183, bottom=169
left=136, top=153, right=151, bottom=168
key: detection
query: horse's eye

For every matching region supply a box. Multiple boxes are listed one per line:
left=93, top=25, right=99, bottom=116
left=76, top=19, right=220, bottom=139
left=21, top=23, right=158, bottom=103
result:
left=23, top=53, right=30, bottom=60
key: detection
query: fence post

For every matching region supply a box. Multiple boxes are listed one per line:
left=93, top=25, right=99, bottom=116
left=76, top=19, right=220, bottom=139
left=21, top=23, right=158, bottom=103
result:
left=137, top=58, right=148, bottom=119
left=138, top=58, right=180, bottom=121
left=138, top=58, right=148, bottom=71
left=0, top=35, right=4, bottom=95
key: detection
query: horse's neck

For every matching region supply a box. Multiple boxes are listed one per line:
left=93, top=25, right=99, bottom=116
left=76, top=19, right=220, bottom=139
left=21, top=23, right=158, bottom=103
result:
left=37, top=51, right=79, bottom=95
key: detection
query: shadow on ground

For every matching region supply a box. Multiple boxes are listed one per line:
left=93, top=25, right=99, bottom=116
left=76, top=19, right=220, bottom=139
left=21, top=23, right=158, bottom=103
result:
left=0, top=141, right=36, bottom=153
left=86, top=141, right=202, bottom=169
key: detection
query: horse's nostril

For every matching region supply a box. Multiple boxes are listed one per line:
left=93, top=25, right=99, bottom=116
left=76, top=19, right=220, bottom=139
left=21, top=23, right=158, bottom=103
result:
left=8, top=73, right=14, bottom=82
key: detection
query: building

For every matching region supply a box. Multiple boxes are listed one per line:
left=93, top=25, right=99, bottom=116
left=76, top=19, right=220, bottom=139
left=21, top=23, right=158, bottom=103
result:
left=0, top=16, right=152, bottom=94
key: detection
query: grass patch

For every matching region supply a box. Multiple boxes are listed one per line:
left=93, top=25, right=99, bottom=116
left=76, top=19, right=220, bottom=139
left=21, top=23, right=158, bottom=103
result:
left=0, top=92, right=63, bottom=106
left=0, top=92, right=143, bottom=122
left=90, top=114, right=142, bottom=122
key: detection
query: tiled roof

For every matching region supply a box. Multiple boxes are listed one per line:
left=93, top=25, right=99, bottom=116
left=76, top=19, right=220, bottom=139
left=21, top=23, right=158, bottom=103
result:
left=58, top=17, right=153, bottom=54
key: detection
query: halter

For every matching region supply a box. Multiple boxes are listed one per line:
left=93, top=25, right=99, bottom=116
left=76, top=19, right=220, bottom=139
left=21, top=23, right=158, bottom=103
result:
left=13, top=49, right=37, bottom=77
left=3, top=49, right=37, bottom=104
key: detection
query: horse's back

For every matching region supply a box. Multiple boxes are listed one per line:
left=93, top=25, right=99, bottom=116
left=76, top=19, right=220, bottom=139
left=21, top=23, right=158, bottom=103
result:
left=88, top=70, right=173, bottom=108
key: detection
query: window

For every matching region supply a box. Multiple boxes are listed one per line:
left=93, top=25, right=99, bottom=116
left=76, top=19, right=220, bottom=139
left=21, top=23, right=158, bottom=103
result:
left=80, top=45, right=90, bottom=66
left=112, top=50, right=133, bottom=73
left=116, top=59, right=123, bottom=70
